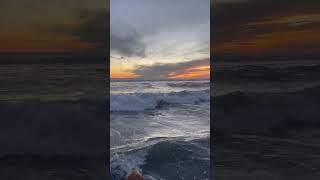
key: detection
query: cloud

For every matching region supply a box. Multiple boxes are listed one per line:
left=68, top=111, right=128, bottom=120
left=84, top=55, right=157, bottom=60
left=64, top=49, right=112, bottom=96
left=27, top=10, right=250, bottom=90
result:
left=72, top=10, right=108, bottom=52
left=110, top=28, right=146, bottom=57
left=111, top=0, right=210, bottom=58
left=48, top=10, right=108, bottom=53
left=133, top=58, right=210, bottom=79
left=111, top=0, right=209, bottom=33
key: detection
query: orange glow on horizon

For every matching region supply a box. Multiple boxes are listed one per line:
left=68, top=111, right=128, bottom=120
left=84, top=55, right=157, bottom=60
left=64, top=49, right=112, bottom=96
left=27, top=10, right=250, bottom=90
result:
left=189, top=65, right=210, bottom=71
left=110, top=64, right=210, bottom=79
left=213, top=27, right=320, bottom=54
left=111, top=72, right=139, bottom=79
left=168, top=64, right=210, bottom=79
left=212, top=11, right=320, bottom=55
left=0, top=22, right=97, bottom=53
left=110, top=65, right=139, bottom=79
left=168, top=70, right=209, bottom=79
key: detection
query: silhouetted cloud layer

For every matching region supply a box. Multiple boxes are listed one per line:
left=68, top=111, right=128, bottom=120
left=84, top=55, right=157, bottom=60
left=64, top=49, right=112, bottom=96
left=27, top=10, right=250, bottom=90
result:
left=41, top=10, right=108, bottom=54
left=134, top=58, right=209, bottom=79
left=212, top=0, right=320, bottom=55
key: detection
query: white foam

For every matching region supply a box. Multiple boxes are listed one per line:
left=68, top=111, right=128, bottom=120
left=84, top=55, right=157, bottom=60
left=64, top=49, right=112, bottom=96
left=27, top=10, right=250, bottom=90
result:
left=167, top=81, right=209, bottom=88
left=111, top=151, right=146, bottom=178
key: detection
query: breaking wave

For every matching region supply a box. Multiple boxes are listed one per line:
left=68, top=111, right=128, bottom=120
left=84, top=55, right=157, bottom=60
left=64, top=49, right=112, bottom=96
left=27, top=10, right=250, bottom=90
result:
left=167, top=81, right=209, bottom=88
left=110, top=89, right=209, bottom=112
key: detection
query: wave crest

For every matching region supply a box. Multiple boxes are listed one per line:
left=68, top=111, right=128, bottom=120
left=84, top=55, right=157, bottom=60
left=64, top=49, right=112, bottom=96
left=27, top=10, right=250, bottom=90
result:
left=167, top=81, right=209, bottom=88
left=111, top=89, right=209, bottom=112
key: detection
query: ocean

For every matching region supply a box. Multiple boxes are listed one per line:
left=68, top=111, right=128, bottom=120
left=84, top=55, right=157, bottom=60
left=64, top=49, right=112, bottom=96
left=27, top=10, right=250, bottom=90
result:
left=0, top=61, right=107, bottom=179
left=213, top=61, right=320, bottom=179
left=110, top=80, right=210, bottom=180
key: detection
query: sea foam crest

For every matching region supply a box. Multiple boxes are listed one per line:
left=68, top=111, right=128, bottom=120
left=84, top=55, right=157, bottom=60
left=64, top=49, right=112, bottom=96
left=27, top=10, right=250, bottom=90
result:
left=167, top=81, right=209, bottom=88
left=110, top=89, right=209, bottom=112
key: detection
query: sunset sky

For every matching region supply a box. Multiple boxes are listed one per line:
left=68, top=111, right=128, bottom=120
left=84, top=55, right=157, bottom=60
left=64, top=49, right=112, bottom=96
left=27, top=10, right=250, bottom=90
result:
left=2, top=0, right=317, bottom=73
left=212, top=0, right=320, bottom=56
left=110, top=0, right=210, bottom=80
left=0, top=0, right=107, bottom=54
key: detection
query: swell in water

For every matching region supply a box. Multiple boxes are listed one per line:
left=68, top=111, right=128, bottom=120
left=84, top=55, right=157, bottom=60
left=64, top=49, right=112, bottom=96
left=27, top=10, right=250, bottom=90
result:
left=111, top=138, right=210, bottom=180
left=213, top=85, right=320, bottom=135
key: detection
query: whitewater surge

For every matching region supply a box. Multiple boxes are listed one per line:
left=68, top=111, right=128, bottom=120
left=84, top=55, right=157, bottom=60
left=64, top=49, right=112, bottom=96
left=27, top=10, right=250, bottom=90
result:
left=111, top=151, right=147, bottom=180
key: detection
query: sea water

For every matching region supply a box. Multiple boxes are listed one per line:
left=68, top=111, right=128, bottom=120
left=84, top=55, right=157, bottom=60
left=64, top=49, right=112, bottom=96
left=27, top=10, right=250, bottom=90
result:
left=110, top=80, right=210, bottom=180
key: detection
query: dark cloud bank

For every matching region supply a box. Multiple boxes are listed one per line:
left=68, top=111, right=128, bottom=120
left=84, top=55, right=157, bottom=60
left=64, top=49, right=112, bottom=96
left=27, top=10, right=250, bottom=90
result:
left=110, top=30, right=146, bottom=57
left=49, top=10, right=108, bottom=54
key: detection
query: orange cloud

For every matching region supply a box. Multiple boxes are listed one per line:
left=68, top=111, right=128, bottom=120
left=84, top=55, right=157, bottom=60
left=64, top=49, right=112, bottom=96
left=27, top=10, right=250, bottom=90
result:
left=189, top=65, right=210, bottom=71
